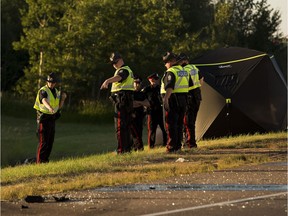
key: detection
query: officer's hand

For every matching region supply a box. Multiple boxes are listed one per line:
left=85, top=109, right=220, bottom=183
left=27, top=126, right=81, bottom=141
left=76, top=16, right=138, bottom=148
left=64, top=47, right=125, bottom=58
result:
left=163, top=99, right=170, bottom=112
left=100, top=80, right=109, bottom=89
left=61, top=92, right=67, bottom=100
left=49, top=107, right=55, bottom=114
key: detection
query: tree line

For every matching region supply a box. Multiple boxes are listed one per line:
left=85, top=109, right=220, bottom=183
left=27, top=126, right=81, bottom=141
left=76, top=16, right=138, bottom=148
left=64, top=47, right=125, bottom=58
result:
left=1, top=0, right=285, bottom=105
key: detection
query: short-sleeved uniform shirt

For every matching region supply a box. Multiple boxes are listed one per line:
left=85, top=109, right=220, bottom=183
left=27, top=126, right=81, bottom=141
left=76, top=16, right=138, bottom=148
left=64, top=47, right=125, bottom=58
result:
left=39, top=88, right=57, bottom=104
left=162, top=66, right=187, bottom=108
left=116, top=65, right=129, bottom=83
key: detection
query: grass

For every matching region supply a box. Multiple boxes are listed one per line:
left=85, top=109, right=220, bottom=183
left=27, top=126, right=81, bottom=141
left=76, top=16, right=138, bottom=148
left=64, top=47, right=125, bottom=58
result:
left=1, top=131, right=287, bottom=201
left=1, top=115, right=118, bottom=167
left=1, top=96, right=287, bottom=201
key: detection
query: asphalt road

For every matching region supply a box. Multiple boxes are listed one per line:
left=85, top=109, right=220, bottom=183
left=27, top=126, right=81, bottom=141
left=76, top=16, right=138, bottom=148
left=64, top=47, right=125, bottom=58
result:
left=1, top=161, right=287, bottom=216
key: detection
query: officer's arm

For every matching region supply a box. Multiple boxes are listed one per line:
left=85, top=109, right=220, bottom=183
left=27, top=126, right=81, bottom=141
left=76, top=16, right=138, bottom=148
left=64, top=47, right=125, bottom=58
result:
left=100, top=75, right=122, bottom=89
left=42, top=98, right=54, bottom=114
left=163, top=72, right=175, bottom=111
left=164, top=88, right=173, bottom=102
left=199, top=70, right=204, bottom=85
left=59, top=92, right=67, bottom=109
left=163, top=88, right=172, bottom=111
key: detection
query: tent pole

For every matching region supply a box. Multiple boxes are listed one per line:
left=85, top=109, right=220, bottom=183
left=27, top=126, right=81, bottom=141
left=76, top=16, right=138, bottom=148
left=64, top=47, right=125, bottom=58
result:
left=226, top=98, right=232, bottom=136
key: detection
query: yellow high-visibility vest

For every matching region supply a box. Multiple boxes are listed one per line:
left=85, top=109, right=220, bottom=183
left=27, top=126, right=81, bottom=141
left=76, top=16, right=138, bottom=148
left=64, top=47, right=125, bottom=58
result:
left=111, top=66, right=134, bottom=92
left=161, top=65, right=189, bottom=94
left=184, top=64, right=201, bottom=90
left=33, top=86, right=60, bottom=114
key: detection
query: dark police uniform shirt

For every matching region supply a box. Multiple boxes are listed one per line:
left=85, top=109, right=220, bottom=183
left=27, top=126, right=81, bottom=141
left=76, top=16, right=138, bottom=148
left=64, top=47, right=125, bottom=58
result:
left=133, top=90, right=147, bottom=114
left=116, top=65, right=129, bottom=84
left=39, top=87, right=57, bottom=104
left=38, top=87, right=57, bottom=121
left=142, top=85, right=162, bottom=113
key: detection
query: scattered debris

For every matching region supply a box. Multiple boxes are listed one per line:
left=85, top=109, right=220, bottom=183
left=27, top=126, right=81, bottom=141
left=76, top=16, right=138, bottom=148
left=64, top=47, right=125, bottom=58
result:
left=24, top=195, right=44, bottom=203
left=52, top=195, right=69, bottom=202
left=175, top=158, right=189, bottom=162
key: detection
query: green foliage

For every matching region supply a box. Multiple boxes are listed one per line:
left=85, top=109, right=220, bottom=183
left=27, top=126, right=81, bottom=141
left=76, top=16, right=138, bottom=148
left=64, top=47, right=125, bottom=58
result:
left=2, top=0, right=285, bottom=102
left=1, top=0, right=29, bottom=91
left=13, top=0, right=188, bottom=102
left=199, top=0, right=284, bottom=54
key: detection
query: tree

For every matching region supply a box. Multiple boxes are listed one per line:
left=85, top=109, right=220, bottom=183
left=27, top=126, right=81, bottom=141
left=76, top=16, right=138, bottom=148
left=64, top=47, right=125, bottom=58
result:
left=247, top=0, right=282, bottom=52
left=13, top=0, right=68, bottom=98
left=13, top=0, right=184, bottom=102
left=1, top=0, right=28, bottom=92
left=198, top=0, right=283, bottom=54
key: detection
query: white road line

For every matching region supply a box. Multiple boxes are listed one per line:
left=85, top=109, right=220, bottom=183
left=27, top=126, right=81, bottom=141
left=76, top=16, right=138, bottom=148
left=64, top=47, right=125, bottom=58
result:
left=140, top=192, right=288, bottom=216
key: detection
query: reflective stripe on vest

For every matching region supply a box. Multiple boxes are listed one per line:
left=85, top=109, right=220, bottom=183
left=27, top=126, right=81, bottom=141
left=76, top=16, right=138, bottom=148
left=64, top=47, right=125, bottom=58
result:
left=184, top=64, right=201, bottom=90
left=160, top=65, right=189, bottom=94
left=111, top=66, right=134, bottom=92
left=33, top=86, right=60, bottom=114
left=160, top=75, right=165, bottom=94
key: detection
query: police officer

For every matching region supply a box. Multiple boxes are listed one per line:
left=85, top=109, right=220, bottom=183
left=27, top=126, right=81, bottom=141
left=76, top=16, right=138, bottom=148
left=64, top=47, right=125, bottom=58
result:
left=142, top=73, right=167, bottom=148
left=100, top=52, right=134, bottom=154
left=131, top=75, right=150, bottom=151
left=178, top=53, right=203, bottom=148
left=161, top=52, right=189, bottom=153
left=33, top=72, right=67, bottom=163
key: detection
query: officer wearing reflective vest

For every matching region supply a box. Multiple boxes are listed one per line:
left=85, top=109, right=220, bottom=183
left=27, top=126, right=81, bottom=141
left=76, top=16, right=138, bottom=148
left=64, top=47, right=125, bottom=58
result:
left=100, top=52, right=134, bottom=154
left=161, top=52, right=189, bottom=153
left=33, top=72, right=67, bottom=163
left=178, top=53, right=203, bottom=148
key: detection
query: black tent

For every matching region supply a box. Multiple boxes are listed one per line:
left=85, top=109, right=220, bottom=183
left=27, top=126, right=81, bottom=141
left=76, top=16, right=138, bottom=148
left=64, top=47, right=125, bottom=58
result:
left=190, top=47, right=287, bottom=140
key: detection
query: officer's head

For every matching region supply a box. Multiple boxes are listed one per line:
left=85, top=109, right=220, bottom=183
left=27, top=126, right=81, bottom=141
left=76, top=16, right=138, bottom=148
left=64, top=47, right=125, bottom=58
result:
left=147, top=73, right=160, bottom=86
left=177, top=53, right=189, bottom=65
left=45, top=72, right=60, bottom=88
left=133, top=75, right=142, bottom=91
left=109, top=52, right=123, bottom=69
left=162, top=52, right=177, bottom=69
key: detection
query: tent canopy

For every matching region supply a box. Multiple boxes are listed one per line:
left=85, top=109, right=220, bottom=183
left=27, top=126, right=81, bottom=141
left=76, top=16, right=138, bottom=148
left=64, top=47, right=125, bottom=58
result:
left=190, top=47, right=287, bottom=140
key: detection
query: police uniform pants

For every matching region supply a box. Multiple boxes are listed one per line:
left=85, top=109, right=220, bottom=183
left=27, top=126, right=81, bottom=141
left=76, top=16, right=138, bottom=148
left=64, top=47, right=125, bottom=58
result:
left=147, top=109, right=167, bottom=148
left=165, top=94, right=187, bottom=152
left=114, top=96, right=133, bottom=154
left=184, top=89, right=201, bottom=147
left=36, top=118, right=56, bottom=163
left=130, top=110, right=144, bottom=151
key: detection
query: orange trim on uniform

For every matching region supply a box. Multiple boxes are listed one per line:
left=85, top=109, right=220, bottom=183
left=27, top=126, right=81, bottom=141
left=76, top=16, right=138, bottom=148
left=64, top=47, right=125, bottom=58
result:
left=117, top=111, right=122, bottom=153
left=37, top=123, right=43, bottom=163
left=184, top=115, right=191, bottom=145
left=165, top=111, right=171, bottom=146
left=147, top=115, right=152, bottom=147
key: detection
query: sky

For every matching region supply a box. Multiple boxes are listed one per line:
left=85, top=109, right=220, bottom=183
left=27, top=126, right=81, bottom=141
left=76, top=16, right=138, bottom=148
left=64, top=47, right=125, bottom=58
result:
left=266, top=0, right=287, bottom=36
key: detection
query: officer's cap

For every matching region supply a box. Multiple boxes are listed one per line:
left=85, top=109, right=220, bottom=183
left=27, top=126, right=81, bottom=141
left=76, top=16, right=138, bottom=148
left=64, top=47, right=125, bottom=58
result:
left=45, top=72, right=60, bottom=83
left=147, top=73, right=159, bottom=80
left=134, top=75, right=142, bottom=83
left=177, top=53, right=189, bottom=61
left=162, top=52, right=177, bottom=63
left=109, top=52, right=122, bottom=64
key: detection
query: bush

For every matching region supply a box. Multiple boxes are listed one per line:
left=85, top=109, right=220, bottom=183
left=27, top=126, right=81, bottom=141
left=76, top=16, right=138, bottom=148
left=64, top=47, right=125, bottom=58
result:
left=1, top=92, right=114, bottom=123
